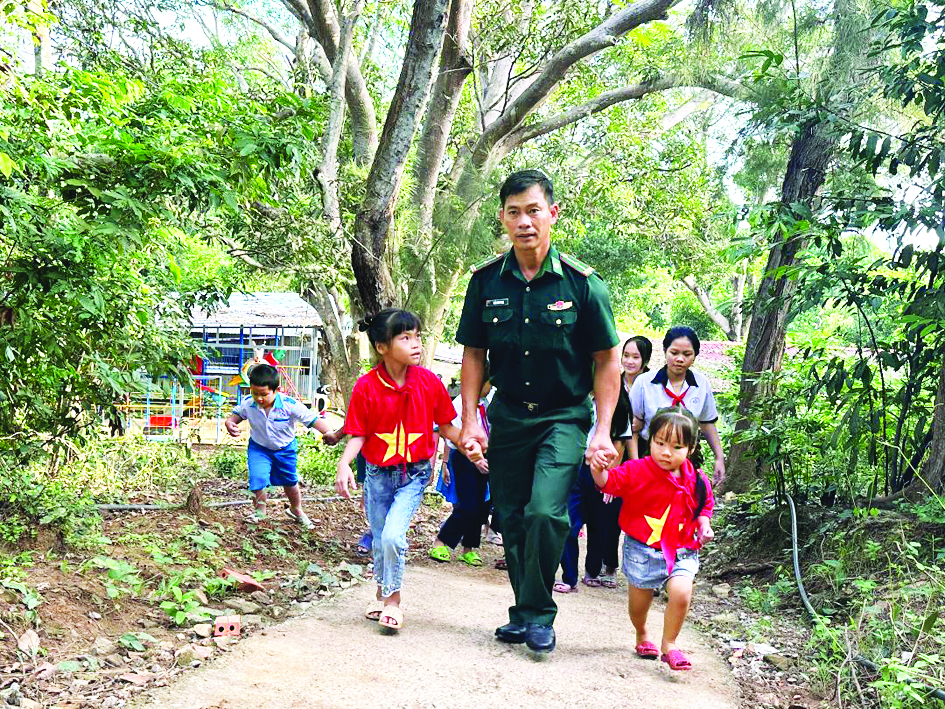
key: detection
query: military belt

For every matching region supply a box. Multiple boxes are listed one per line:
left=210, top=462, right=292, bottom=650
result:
left=496, top=393, right=588, bottom=415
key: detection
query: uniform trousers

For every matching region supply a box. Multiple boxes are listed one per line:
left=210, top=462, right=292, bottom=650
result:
left=486, top=396, right=591, bottom=627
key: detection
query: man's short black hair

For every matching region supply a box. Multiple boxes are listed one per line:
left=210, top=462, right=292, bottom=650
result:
left=499, top=169, right=554, bottom=207
left=249, top=363, right=280, bottom=391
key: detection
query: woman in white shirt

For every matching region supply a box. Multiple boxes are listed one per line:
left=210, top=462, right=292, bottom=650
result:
left=629, top=326, right=726, bottom=484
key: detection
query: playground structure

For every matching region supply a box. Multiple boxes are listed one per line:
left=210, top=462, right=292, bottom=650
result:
left=120, top=292, right=328, bottom=443
left=118, top=375, right=229, bottom=444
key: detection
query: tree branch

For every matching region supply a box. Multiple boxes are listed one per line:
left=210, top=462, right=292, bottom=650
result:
left=317, top=0, right=364, bottom=242
left=471, top=0, right=687, bottom=168
left=212, top=2, right=297, bottom=51
left=282, top=0, right=378, bottom=161
left=506, top=75, right=679, bottom=148
left=682, top=275, right=735, bottom=340
left=412, top=0, right=474, bottom=230
left=505, top=72, right=753, bottom=149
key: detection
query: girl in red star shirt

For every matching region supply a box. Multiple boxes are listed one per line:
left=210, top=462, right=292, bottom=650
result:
left=589, top=406, right=715, bottom=671
left=335, top=309, right=483, bottom=633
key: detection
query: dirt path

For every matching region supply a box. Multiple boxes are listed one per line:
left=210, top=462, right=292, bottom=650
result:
left=133, top=561, right=739, bottom=709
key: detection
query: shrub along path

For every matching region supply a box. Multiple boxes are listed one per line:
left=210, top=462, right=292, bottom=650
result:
left=132, top=559, right=740, bottom=709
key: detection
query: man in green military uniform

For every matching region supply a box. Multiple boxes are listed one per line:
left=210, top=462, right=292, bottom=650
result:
left=456, top=170, right=621, bottom=654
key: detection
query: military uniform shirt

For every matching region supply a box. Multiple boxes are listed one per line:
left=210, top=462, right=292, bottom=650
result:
left=456, top=245, right=619, bottom=408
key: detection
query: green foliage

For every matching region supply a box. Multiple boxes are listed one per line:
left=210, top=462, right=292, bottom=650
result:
left=118, top=631, right=156, bottom=652
left=159, top=586, right=205, bottom=626
left=82, top=556, right=144, bottom=599
left=184, top=525, right=221, bottom=552
left=297, top=436, right=343, bottom=488
left=212, top=446, right=247, bottom=480
left=202, top=576, right=236, bottom=600
left=55, top=436, right=202, bottom=502
left=0, top=459, right=100, bottom=546
left=0, top=35, right=336, bottom=464
left=1, top=579, right=43, bottom=617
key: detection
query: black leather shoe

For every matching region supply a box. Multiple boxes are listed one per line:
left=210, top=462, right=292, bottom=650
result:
left=494, top=622, right=527, bottom=644
left=525, top=624, right=556, bottom=653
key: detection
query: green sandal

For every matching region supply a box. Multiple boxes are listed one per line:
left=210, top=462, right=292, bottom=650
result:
left=458, top=550, right=483, bottom=567
left=428, top=545, right=451, bottom=562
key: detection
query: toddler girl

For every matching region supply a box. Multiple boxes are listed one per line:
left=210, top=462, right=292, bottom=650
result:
left=589, top=406, right=714, bottom=670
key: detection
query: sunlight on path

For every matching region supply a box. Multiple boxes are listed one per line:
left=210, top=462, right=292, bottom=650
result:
left=133, top=565, right=738, bottom=709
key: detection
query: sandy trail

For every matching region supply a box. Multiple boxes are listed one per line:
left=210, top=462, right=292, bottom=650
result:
left=133, top=560, right=738, bottom=709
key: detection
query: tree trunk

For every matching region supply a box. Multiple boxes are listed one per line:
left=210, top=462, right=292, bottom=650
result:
left=317, top=0, right=363, bottom=242
left=283, top=0, right=378, bottom=162
left=724, top=120, right=835, bottom=492
left=412, top=0, right=473, bottom=234
left=730, top=262, right=748, bottom=340
left=421, top=259, right=464, bottom=367
left=406, top=0, right=473, bottom=334
left=351, top=0, right=451, bottom=315
left=302, top=283, right=359, bottom=409
left=27, top=0, right=52, bottom=76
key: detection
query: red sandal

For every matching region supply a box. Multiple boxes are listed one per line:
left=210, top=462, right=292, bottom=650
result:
left=661, top=649, right=692, bottom=670
left=635, top=641, right=659, bottom=659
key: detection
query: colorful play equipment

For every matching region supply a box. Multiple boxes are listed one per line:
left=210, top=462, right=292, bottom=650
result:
left=227, top=347, right=305, bottom=401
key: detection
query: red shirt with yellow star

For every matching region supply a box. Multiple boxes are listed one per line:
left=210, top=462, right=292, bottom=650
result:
left=600, top=456, right=715, bottom=573
left=344, top=363, right=456, bottom=466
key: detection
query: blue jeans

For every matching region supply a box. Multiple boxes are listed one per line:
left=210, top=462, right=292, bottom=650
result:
left=363, top=460, right=431, bottom=598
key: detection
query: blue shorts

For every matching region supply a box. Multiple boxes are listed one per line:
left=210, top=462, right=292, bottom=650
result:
left=247, top=438, right=298, bottom=491
left=622, top=535, right=700, bottom=590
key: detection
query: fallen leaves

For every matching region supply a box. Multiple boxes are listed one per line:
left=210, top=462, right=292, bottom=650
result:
left=17, top=629, right=40, bottom=656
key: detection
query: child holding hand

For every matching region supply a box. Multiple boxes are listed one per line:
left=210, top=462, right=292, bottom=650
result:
left=335, top=309, right=482, bottom=633
left=589, top=406, right=714, bottom=671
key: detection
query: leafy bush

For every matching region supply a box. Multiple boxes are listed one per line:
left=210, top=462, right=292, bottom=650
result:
left=55, top=436, right=202, bottom=502
left=297, top=435, right=343, bottom=487
left=211, top=446, right=247, bottom=479
left=0, top=458, right=101, bottom=546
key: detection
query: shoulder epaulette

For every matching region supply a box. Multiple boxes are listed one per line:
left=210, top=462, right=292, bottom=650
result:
left=560, top=252, right=595, bottom=277
left=470, top=253, right=504, bottom=273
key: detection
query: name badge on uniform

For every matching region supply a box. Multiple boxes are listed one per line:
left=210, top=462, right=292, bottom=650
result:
left=547, top=300, right=573, bottom=311
left=486, top=298, right=509, bottom=307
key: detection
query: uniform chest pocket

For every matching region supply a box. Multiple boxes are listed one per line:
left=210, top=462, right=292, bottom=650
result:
left=482, top=307, right=515, bottom=343
left=537, top=309, right=577, bottom=349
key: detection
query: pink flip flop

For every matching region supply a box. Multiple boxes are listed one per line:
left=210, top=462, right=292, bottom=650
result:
left=553, top=581, right=578, bottom=593
left=661, top=649, right=692, bottom=670
left=635, top=641, right=659, bottom=659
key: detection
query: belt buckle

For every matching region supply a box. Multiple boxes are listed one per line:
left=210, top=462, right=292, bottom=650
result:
left=525, top=402, right=538, bottom=413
